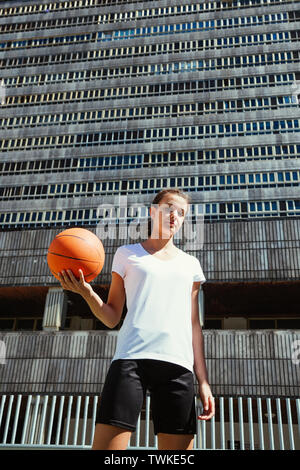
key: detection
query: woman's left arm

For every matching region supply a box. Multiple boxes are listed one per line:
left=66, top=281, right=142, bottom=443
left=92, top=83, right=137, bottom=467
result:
left=191, top=281, right=215, bottom=420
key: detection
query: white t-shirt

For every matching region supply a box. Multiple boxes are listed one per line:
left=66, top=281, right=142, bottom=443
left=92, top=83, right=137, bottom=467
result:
left=111, top=243, right=206, bottom=373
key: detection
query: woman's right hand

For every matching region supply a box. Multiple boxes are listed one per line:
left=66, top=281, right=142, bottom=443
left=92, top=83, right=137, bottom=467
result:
left=57, top=269, right=94, bottom=298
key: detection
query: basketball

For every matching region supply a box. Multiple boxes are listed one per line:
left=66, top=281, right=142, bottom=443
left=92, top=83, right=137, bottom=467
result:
left=47, top=228, right=105, bottom=283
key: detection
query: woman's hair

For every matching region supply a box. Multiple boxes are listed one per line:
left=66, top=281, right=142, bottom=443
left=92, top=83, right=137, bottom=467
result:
left=147, top=188, right=190, bottom=237
left=151, top=188, right=191, bottom=206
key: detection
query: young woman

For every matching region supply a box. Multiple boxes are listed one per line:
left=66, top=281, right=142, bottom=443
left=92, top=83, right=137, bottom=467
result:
left=58, top=188, right=215, bottom=450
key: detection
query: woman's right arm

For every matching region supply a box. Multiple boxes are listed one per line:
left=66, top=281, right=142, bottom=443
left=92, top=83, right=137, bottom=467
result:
left=58, top=269, right=125, bottom=329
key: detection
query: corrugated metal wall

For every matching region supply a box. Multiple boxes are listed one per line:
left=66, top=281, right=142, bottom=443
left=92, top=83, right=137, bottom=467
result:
left=0, top=217, right=300, bottom=286
left=0, top=330, right=299, bottom=396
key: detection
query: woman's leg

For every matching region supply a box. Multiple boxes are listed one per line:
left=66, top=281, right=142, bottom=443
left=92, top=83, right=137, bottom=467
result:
left=93, top=360, right=146, bottom=450
left=147, top=361, right=196, bottom=450
left=92, top=423, right=132, bottom=450
left=157, top=433, right=194, bottom=450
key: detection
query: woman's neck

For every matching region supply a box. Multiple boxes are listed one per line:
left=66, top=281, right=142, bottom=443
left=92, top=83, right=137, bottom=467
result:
left=142, top=237, right=176, bottom=253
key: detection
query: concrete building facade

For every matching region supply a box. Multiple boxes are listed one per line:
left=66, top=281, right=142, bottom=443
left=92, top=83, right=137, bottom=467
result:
left=0, top=0, right=299, bottom=450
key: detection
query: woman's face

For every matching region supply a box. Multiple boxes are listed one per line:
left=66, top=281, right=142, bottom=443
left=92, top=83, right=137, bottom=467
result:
left=150, top=194, right=189, bottom=239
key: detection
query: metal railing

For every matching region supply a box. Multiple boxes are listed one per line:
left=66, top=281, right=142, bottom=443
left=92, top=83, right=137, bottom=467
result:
left=0, top=394, right=299, bottom=450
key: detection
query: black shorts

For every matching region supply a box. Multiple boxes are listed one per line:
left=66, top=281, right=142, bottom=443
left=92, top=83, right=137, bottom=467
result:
left=95, top=359, right=196, bottom=435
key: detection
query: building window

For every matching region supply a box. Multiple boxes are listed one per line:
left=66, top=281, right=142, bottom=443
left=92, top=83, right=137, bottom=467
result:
left=249, top=319, right=276, bottom=329
left=203, top=319, right=223, bottom=329
left=248, top=318, right=300, bottom=329
left=0, top=319, right=15, bottom=330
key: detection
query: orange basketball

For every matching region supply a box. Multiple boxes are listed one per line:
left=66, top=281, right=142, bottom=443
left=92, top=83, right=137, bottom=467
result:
left=47, top=228, right=105, bottom=283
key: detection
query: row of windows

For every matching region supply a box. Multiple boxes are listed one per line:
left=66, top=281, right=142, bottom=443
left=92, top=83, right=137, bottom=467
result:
left=0, top=13, right=293, bottom=51
left=4, top=13, right=290, bottom=53
left=1, top=120, right=299, bottom=152
left=1, top=199, right=300, bottom=230
left=0, top=0, right=149, bottom=17
left=2, top=317, right=300, bottom=331
left=0, top=317, right=103, bottom=332
left=97, top=14, right=290, bottom=42
left=1, top=171, right=299, bottom=201
left=1, top=51, right=298, bottom=80
left=1, top=8, right=298, bottom=35
left=1, top=95, right=298, bottom=129
left=2, top=75, right=297, bottom=109
left=1, top=145, right=299, bottom=176
left=0, top=318, right=44, bottom=332
left=0, top=316, right=300, bottom=332
left=204, top=318, right=300, bottom=330
left=0, top=4, right=211, bottom=34
left=3, top=71, right=296, bottom=99
left=1, top=29, right=296, bottom=54
left=0, top=0, right=289, bottom=18
left=1, top=317, right=299, bottom=332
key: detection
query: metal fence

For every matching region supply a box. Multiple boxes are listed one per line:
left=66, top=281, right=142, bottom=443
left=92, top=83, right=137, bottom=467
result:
left=0, top=394, right=299, bottom=450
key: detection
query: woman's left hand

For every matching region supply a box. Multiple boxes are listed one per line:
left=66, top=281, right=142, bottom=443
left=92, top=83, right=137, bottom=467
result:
left=197, top=382, right=215, bottom=420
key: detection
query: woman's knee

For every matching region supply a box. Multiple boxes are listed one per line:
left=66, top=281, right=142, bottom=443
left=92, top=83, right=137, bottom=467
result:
left=92, top=423, right=132, bottom=450
left=157, top=433, right=194, bottom=450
